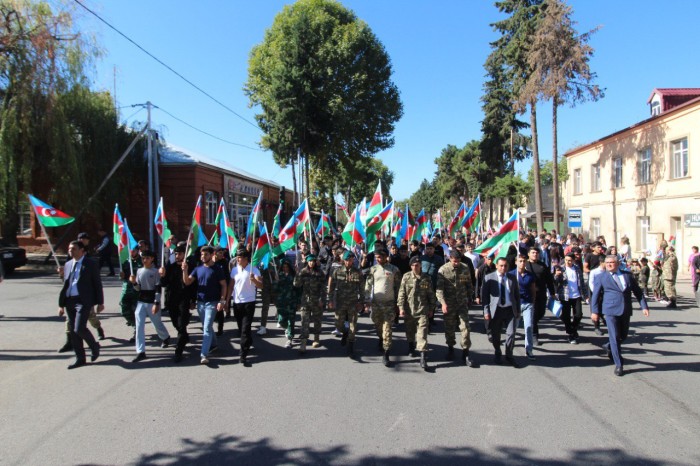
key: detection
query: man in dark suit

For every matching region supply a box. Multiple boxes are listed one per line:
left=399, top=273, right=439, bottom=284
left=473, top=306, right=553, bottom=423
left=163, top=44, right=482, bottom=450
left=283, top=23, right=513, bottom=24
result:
left=590, top=254, right=649, bottom=376
left=58, top=240, right=104, bottom=369
left=482, top=257, right=521, bottom=367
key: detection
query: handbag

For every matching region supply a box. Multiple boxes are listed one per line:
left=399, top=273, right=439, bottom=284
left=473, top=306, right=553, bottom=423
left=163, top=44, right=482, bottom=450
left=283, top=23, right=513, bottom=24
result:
left=548, top=298, right=563, bottom=318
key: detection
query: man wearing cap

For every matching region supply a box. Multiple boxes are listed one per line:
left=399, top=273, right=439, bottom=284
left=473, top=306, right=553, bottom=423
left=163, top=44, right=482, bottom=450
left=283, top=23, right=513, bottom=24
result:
left=160, top=242, right=194, bottom=362
left=328, top=250, right=363, bottom=356
left=226, top=248, right=263, bottom=365
left=397, top=255, right=436, bottom=370
left=662, top=245, right=679, bottom=308
left=294, top=254, right=326, bottom=353
left=436, top=249, right=476, bottom=367
left=364, top=248, right=402, bottom=367
left=118, top=245, right=142, bottom=343
left=318, top=235, right=335, bottom=277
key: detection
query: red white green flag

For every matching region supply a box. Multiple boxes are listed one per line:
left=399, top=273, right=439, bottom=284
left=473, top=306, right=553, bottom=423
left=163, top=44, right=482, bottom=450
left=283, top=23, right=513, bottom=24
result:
left=28, top=194, right=74, bottom=228
left=474, top=210, right=519, bottom=257
left=186, top=195, right=207, bottom=257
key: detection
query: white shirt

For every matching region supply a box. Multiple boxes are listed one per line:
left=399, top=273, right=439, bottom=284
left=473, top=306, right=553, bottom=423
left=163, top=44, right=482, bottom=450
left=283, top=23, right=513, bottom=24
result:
left=66, top=258, right=83, bottom=297
left=589, top=267, right=605, bottom=292
left=565, top=266, right=581, bottom=299
left=611, top=271, right=626, bottom=289
left=230, top=264, right=261, bottom=303
left=496, top=272, right=512, bottom=307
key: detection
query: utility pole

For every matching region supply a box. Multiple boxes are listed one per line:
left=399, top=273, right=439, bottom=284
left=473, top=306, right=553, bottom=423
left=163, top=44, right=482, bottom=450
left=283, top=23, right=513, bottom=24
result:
left=147, top=101, right=154, bottom=249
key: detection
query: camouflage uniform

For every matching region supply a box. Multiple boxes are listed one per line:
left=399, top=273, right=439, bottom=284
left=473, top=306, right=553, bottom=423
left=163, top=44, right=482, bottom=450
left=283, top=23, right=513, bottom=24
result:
left=397, top=271, right=435, bottom=352
left=365, top=262, right=401, bottom=350
left=119, top=256, right=143, bottom=327
left=436, top=261, right=474, bottom=350
left=293, top=265, right=326, bottom=341
left=260, top=266, right=276, bottom=327
left=328, top=264, right=363, bottom=343
left=663, top=251, right=679, bottom=300
left=274, top=271, right=300, bottom=340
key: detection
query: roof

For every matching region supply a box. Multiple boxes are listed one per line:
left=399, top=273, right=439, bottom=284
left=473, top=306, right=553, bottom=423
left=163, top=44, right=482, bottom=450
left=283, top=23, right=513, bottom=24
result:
left=647, top=88, right=700, bottom=103
left=158, top=143, right=281, bottom=188
left=564, top=94, right=700, bottom=158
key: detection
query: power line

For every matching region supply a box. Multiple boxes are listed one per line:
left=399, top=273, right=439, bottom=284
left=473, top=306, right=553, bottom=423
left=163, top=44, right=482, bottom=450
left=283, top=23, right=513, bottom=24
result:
left=154, top=104, right=263, bottom=152
left=73, top=0, right=261, bottom=131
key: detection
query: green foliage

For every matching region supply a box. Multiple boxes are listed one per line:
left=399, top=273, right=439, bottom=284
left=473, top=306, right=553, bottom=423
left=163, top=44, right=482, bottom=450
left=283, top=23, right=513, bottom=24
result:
left=486, top=174, right=531, bottom=208
left=245, top=0, right=403, bottom=175
left=527, top=157, right=568, bottom=185
left=408, top=179, right=442, bottom=214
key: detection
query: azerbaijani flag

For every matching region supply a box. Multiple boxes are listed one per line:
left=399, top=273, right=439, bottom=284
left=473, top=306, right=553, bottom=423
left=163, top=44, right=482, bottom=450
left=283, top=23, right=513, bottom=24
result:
left=273, top=199, right=310, bottom=255
left=391, top=207, right=404, bottom=241
left=448, top=202, right=466, bottom=238
left=342, top=203, right=366, bottom=248
left=186, top=195, right=207, bottom=257
left=113, top=204, right=137, bottom=264
left=474, top=210, right=519, bottom=257
left=154, top=197, right=172, bottom=248
left=365, top=201, right=394, bottom=252
left=365, top=181, right=383, bottom=227
left=211, top=198, right=227, bottom=247
left=462, top=195, right=482, bottom=232
left=251, top=223, right=272, bottom=268
left=315, top=210, right=333, bottom=238
left=28, top=194, right=74, bottom=227
left=432, top=209, right=443, bottom=237
left=272, top=201, right=283, bottom=239
left=412, top=209, right=430, bottom=243
left=245, top=191, right=262, bottom=247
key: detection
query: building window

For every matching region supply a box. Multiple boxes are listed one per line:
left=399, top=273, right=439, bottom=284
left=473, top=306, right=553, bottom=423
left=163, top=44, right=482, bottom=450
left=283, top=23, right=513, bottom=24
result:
left=613, top=157, right=623, bottom=188
left=637, top=147, right=652, bottom=184
left=650, top=101, right=661, bottom=116
left=636, top=216, right=650, bottom=252
left=671, top=138, right=688, bottom=179
left=591, top=217, right=601, bottom=239
left=591, top=164, right=601, bottom=192
left=573, top=168, right=582, bottom=195
left=17, top=197, right=31, bottom=235
left=205, top=191, right=218, bottom=225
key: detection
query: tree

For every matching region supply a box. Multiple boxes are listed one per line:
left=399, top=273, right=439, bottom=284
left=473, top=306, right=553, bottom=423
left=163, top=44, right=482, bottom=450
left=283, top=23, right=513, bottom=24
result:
left=245, top=0, right=403, bottom=201
left=408, top=179, right=442, bottom=215
left=527, top=157, right=568, bottom=186
left=524, top=0, right=603, bottom=236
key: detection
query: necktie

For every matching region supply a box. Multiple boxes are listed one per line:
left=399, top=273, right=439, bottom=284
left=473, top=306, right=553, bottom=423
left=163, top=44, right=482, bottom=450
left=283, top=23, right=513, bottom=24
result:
left=67, top=262, right=77, bottom=297
left=499, top=275, right=506, bottom=306
left=612, top=273, right=623, bottom=290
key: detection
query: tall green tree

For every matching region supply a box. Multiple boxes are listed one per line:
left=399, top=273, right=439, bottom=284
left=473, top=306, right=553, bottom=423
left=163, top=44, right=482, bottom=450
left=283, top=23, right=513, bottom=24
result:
left=408, top=179, right=442, bottom=215
left=245, top=0, right=403, bottom=200
left=524, top=0, right=603, bottom=233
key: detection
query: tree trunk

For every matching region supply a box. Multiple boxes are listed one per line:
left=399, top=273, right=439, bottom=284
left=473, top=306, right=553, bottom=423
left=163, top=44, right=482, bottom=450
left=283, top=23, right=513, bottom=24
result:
left=499, top=197, right=504, bottom=223
left=552, top=100, right=560, bottom=235
left=489, top=197, right=494, bottom=228
left=291, top=157, right=298, bottom=210
left=304, top=156, right=310, bottom=203
left=530, top=101, right=544, bottom=233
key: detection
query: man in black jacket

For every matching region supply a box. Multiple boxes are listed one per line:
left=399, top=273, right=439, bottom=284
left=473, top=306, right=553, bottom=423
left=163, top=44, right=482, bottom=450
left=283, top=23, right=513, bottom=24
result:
left=525, top=247, right=556, bottom=345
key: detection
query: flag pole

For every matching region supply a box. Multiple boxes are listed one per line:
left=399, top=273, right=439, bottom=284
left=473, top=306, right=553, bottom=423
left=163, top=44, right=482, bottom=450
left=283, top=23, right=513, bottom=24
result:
left=159, top=197, right=167, bottom=269
left=38, top=218, right=62, bottom=270
left=263, top=220, right=279, bottom=281
left=124, top=217, right=134, bottom=276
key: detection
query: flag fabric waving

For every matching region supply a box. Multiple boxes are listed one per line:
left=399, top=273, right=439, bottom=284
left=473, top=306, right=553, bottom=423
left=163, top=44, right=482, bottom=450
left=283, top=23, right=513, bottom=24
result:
left=448, top=202, right=466, bottom=238
left=251, top=223, right=272, bottom=268
left=273, top=199, right=310, bottom=255
left=245, top=191, right=262, bottom=247
left=342, top=203, right=366, bottom=248
left=28, top=194, right=74, bottom=227
left=154, top=197, right=172, bottom=248
left=272, top=202, right=283, bottom=239
left=462, top=196, right=482, bottom=232
left=474, top=210, right=519, bottom=257
left=186, top=195, right=208, bottom=257
left=365, top=201, right=394, bottom=252
left=365, top=181, right=383, bottom=226
left=113, top=204, right=137, bottom=264
left=315, top=210, right=333, bottom=238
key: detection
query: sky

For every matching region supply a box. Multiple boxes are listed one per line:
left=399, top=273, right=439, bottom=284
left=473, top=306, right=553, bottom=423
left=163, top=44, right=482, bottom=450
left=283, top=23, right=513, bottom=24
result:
left=67, top=0, right=700, bottom=201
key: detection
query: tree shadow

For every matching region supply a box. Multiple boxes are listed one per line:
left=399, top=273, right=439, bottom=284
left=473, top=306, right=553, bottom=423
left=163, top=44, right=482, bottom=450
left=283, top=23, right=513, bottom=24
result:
left=128, top=434, right=690, bottom=465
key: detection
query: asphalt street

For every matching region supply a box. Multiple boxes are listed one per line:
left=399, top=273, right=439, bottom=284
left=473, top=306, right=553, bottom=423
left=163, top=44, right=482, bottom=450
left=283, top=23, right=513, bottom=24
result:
left=1, top=268, right=699, bottom=465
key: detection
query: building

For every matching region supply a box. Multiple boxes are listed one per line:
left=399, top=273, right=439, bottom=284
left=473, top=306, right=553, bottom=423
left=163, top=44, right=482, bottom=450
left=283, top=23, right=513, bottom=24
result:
left=564, top=88, right=700, bottom=273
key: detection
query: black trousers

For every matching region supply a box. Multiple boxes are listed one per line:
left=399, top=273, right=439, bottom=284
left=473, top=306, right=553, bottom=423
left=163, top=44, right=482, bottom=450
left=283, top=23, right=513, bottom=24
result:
left=66, top=297, right=98, bottom=362
left=233, top=301, right=256, bottom=354
left=490, top=305, right=517, bottom=357
left=561, top=297, right=582, bottom=339
left=98, top=254, right=114, bottom=275
left=532, top=294, right=547, bottom=336
left=168, top=299, right=191, bottom=356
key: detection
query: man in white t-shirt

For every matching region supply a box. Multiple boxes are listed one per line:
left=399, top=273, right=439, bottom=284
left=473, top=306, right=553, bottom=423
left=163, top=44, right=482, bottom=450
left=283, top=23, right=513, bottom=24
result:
left=226, top=248, right=263, bottom=366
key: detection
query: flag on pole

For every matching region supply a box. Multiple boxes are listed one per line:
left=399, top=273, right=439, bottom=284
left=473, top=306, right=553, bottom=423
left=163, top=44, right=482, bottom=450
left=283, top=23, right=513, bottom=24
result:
left=315, top=210, right=333, bottom=237
left=245, top=191, right=262, bottom=247
left=412, top=209, right=430, bottom=243
left=113, top=204, right=137, bottom=264
left=342, top=203, right=366, bottom=248
left=186, top=195, right=207, bottom=257
left=154, top=197, right=172, bottom=248
left=211, top=199, right=227, bottom=247
left=365, top=181, right=383, bottom=226
left=432, top=209, right=443, bottom=238
left=251, top=223, right=272, bottom=268
left=28, top=194, right=74, bottom=227
left=273, top=199, right=310, bottom=255
left=391, top=207, right=404, bottom=241
left=365, top=201, right=394, bottom=252
left=474, top=211, right=519, bottom=256
left=462, top=196, right=482, bottom=232
left=448, top=202, right=466, bottom=238
left=272, top=202, right=283, bottom=239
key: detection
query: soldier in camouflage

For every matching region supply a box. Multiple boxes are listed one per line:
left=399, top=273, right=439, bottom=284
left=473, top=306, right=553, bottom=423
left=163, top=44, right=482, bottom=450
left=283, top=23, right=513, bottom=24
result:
left=328, top=250, right=363, bottom=357
left=662, top=245, right=679, bottom=308
left=293, top=254, right=326, bottom=353
left=364, top=248, right=402, bottom=367
left=274, top=260, right=300, bottom=348
left=436, top=249, right=477, bottom=367
left=397, top=255, right=436, bottom=370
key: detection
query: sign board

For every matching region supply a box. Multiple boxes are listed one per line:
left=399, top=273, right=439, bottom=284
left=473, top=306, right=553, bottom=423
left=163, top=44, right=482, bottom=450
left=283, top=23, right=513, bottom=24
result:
left=684, top=213, right=700, bottom=228
left=568, top=209, right=582, bottom=228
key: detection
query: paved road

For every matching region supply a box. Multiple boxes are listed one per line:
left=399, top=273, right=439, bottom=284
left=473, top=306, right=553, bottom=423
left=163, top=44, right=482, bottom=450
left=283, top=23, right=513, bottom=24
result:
left=1, top=268, right=699, bottom=465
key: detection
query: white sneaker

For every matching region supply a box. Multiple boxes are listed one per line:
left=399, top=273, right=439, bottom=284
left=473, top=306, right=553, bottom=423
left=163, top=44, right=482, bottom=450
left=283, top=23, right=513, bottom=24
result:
left=285, top=339, right=292, bottom=348
left=257, top=326, right=267, bottom=335
left=200, top=357, right=209, bottom=365
left=331, top=329, right=342, bottom=336
left=276, top=323, right=282, bottom=329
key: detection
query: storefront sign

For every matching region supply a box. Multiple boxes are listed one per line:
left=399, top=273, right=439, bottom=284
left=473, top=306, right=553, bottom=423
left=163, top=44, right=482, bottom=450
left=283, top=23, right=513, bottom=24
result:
left=225, top=176, right=262, bottom=196
left=684, top=213, right=700, bottom=228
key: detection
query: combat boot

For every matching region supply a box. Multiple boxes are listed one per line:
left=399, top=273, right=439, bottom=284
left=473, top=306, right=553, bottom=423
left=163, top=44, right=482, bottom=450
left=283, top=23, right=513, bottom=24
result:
left=340, top=330, right=348, bottom=346
left=348, top=341, right=354, bottom=357
left=378, top=336, right=383, bottom=352
left=445, top=345, right=454, bottom=361
left=463, top=349, right=476, bottom=368
left=58, top=334, right=73, bottom=353
left=382, top=349, right=390, bottom=367
left=407, top=341, right=416, bottom=356
left=97, top=327, right=105, bottom=341
left=312, top=336, right=321, bottom=348
left=420, top=352, right=428, bottom=370
left=299, top=339, right=307, bottom=354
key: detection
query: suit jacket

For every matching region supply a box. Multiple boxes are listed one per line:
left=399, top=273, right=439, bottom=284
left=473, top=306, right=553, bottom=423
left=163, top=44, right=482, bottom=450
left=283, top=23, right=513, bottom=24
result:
left=481, top=271, right=521, bottom=318
left=590, top=270, right=647, bottom=317
left=59, top=256, right=104, bottom=308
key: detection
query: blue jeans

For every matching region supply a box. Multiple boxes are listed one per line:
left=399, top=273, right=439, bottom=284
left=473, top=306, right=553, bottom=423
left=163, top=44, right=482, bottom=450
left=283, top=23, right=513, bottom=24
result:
left=520, top=302, right=534, bottom=353
left=197, top=301, right=218, bottom=358
left=135, top=301, right=170, bottom=354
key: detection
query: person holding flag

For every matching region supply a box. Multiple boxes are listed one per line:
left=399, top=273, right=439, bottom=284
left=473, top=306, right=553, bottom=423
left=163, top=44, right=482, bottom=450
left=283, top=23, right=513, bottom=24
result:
left=159, top=242, right=194, bottom=363
left=226, top=248, right=263, bottom=366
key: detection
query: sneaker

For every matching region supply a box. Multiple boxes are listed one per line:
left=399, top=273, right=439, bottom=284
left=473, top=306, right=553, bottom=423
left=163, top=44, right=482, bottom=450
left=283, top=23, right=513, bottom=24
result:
left=569, top=338, right=579, bottom=345
left=276, top=323, right=282, bottom=329
left=257, top=326, right=267, bottom=336
left=161, top=337, right=170, bottom=348
left=331, top=329, right=342, bottom=336
left=285, top=339, right=292, bottom=348
left=200, top=357, right=209, bottom=365
left=526, top=352, right=536, bottom=361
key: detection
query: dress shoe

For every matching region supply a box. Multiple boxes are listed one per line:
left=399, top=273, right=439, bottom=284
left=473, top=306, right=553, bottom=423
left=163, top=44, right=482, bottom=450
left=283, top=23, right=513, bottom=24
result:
left=445, top=345, right=454, bottom=361
left=129, top=330, right=136, bottom=343
left=97, top=327, right=105, bottom=340
left=174, top=354, right=183, bottom=363
left=494, top=353, right=503, bottom=365
left=505, top=356, right=520, bottom=369
left=132, top=352, right=146, bottom=363
left=340, top=331, right=348, bottom=347
left=91, top=344, right=100, bottom=362
left=463, top=349, right=477, bottom=368
left=526, top=351, right=536, bottom=361
left=420, top=352, right=428, bottom=370
left=161, top=337, right=170, bottom=348
left=594, top=328, right=604, bottom=336
left=614, top=366, right=623, bottom=376
left=382, top=350, right=391, bottom=367
left=58, top=341, right=73, bottom=353
left=68, top=360, right=86, bottom=370
left=240, top=357, right=251, bottom=367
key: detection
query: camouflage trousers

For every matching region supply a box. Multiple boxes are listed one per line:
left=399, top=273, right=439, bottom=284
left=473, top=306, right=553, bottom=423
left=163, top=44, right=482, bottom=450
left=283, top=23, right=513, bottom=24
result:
left=444, top=308, right=471, bottom=350
left=120, top=285, right=138, bottom=327
left=260, top=285, right=275, bottom=327
left=404, top=313, right=429, bottom=352
left=299, top=303, right=323, bottom=341
left=664, top=279, right=677, bottom=300
left=335, top=305, right=358, bottom=343
left=277, top=305, right=296, bottom=340
left=64, top=307, right=101, bottom=333
left=371, top=302, right=396, bottom=351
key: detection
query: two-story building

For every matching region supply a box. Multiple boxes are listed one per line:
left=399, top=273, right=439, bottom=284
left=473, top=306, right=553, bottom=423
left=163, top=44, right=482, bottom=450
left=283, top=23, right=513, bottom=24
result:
left=564, top=88, right=700, bottom=273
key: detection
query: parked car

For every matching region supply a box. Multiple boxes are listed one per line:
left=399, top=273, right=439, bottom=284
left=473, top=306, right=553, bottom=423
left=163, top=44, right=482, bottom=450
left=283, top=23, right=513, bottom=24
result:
left=0, top=240, right=27, bottom=275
